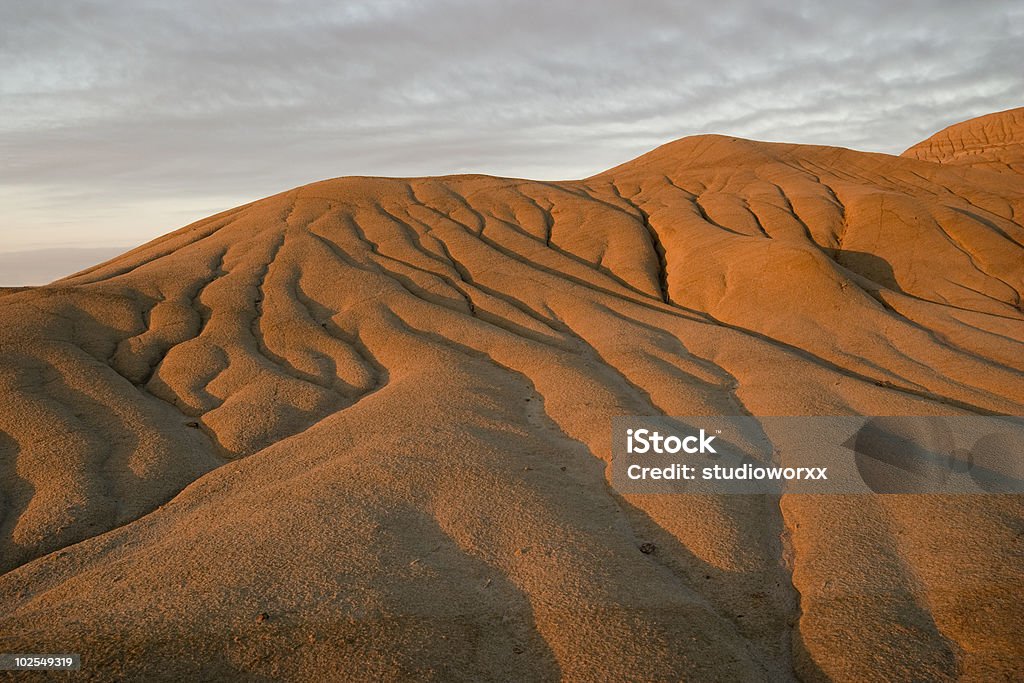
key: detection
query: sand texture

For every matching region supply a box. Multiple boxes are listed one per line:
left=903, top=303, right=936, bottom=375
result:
left=1, top=109, right=1023, bottom=681
left=903, top=107, right=1024, bottom=176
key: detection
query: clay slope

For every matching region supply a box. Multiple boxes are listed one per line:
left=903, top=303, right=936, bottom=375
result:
left=1, top=114, right=1023, bottom=681
left=903, top=107, right=1024, bottom=176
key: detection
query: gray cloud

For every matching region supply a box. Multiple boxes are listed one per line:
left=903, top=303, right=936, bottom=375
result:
left=1, top=0, right=1022, bottom=281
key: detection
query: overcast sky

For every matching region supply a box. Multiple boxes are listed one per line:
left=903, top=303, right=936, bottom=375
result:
left=2, top=0, right=1022, bottom=284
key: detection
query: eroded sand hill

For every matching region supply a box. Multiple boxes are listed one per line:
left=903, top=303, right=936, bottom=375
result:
left=903, top=107, right=1024, bottom=176
left=1, top=110, right=1023, bottom=681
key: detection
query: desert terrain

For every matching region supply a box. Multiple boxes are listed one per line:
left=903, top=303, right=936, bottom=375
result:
left=1, top=108, right=1022, bottom=680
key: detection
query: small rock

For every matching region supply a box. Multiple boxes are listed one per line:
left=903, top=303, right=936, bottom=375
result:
left=559, top=466, right=567, bottom=472
left=256, top=612, right=270, bottom=624
left=639, top=542, right=657, bottom=555
left=185, top=421, right=200, bottom=429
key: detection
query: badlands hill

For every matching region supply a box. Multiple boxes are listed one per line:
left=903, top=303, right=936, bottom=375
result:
left=903, top=107, right=1024, bottom=176
left=1, top=109, right=1023, bottom=681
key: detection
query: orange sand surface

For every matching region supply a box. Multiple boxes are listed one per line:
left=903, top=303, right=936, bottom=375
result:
left=1, top=109, right=1023, bottom=681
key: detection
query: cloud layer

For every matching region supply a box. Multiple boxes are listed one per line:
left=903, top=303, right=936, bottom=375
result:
left=2, top=0, right=1022, bottom=273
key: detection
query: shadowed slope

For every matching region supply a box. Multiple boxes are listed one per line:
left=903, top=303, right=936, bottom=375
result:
left=1, top=112, right=1023, bottom=681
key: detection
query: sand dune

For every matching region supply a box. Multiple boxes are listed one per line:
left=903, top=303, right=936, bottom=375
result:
left=1, top=109, right=1023, bottom=680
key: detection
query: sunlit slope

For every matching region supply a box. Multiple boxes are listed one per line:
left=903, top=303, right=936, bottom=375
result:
left=1, top=113, right=1023, bottom=680
left=903, top=106, right=1024, bottom=176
